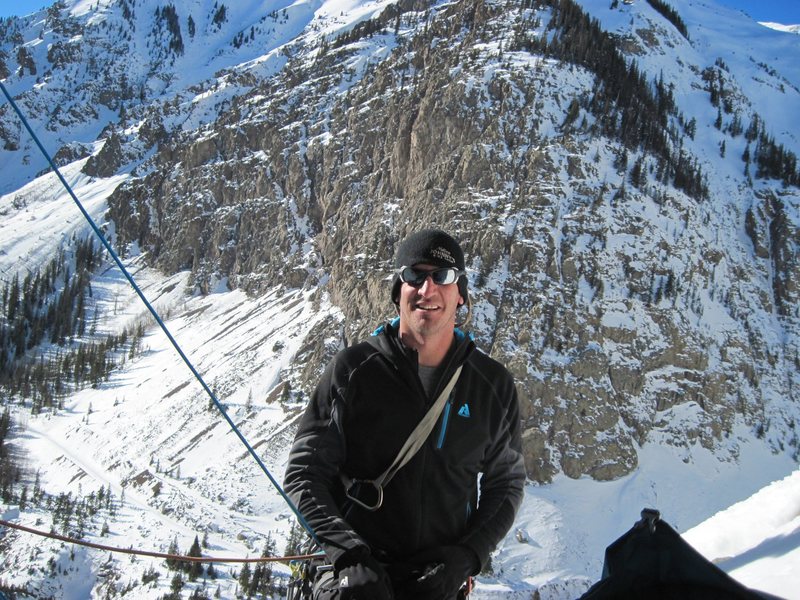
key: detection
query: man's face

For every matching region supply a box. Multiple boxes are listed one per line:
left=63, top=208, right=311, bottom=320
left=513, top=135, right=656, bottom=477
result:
left=398, top=264, right=464, bottom=340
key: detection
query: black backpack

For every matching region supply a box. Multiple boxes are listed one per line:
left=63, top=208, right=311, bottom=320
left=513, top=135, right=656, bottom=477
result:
left=579, top=509, right=783, bottom=600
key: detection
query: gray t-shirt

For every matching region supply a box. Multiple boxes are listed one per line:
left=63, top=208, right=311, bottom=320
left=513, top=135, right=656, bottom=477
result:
left=417, top=363, right=444, bottom=398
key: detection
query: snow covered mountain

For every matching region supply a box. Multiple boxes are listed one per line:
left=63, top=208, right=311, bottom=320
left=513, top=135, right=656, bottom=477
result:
left=1, top=0, right=799, bottom=597
left=761, top=22, right=800, bottom=35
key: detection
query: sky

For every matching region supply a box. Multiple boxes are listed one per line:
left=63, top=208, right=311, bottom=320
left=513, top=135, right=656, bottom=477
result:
left=0, top=0, right=799, bottom=23
left=718, top=0, right=800, bottom=24
left=0, top=0, right=47, bottom=19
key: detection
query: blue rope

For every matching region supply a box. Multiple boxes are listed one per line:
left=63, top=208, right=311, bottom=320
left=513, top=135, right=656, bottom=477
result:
left=0, top=81, right=319, bottom=545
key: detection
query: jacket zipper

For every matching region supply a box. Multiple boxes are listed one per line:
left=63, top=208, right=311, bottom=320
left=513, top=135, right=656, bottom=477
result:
left=387, top=328, right=468, bottom=450
left=430, top=347, right=461, bottom=452
left=436, top=394, right=453, bottom=449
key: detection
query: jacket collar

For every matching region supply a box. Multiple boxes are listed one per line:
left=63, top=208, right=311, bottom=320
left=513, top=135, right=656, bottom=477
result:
left=369, top=317, right=475, bottom=370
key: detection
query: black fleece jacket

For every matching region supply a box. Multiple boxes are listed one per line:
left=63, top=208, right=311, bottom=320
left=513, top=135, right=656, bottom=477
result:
left=283, top=320, right=526, bottom=570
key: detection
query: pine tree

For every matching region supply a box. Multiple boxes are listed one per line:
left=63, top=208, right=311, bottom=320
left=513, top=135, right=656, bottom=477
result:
left=238, top=562, right=252, bottom=596
left=187, top=535, right=203, bottom=581
left=6, top=275, right=19, bottom=322
left=166, top=536, right=180, bottom=570
left=284, top=521, right=306, bottom=556
left=170, top=572, right=184, bottom=594
left=142, top=565, right=160, bottom=584
left=250, top=536, right=277, bottom=597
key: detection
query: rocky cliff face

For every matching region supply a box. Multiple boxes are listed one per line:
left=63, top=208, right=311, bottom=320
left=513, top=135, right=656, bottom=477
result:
left=4, top=0, right=800, bottom=483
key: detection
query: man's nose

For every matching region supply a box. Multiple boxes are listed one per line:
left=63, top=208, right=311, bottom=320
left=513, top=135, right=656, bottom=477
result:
left=417, top=275, right=436, bottom=294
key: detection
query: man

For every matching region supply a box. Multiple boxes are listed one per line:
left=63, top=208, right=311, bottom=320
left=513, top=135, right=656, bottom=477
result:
left=284, top=229, right=526, bottom=599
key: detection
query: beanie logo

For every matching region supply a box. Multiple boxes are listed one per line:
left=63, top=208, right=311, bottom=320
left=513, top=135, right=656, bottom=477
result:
left=430, top=246, right=456, bottom=264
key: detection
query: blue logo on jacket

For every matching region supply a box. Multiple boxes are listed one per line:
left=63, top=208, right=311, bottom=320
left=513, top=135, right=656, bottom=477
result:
left=457, top=404, right=471, bottom=418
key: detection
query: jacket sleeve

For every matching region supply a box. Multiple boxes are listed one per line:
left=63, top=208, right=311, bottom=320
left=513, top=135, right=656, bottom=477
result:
left=459, top=369, right=526, bottom=570
left=283, top=356, right=370, bottom=565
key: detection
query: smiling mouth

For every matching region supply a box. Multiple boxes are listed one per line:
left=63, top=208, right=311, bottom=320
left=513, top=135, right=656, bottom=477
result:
left=415, top=304, right=440, bottom=311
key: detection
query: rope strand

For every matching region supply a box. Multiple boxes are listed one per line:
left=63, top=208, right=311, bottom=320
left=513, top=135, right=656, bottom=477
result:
left=0, top=519, right=320, bottom=564
left=0, top=81, right=317, bottom=545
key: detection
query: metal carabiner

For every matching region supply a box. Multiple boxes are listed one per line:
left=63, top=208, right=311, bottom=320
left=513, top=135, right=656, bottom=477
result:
left=344, top=478, right=384, bottom=511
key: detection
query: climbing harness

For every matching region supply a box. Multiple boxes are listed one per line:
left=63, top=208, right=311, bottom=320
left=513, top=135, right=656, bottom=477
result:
left=286, top=543, right=332, bottom=600
left=0, top=82, right=319, bottom=552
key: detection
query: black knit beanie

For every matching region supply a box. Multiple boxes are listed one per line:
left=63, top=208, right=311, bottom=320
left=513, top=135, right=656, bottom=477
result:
left=391, top=229, right=469, bottom=305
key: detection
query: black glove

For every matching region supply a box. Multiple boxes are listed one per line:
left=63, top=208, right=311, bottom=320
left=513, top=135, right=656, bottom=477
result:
left=406, top=544, right=479, bottom=600
left=333, top=548, right=393, bottom=600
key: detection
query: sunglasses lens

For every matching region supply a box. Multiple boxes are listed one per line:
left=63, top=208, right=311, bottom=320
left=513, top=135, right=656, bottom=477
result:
left=399, top=267, right=460, bottom=286
left=400, top=267, right=426, bottom=285
left=431, top=269, right=457, bottom=285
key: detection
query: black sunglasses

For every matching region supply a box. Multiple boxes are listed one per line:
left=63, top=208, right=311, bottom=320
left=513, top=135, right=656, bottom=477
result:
left=398, top=266, right=464, bottom=287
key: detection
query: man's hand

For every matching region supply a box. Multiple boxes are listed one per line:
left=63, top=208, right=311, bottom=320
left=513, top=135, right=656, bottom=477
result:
left=334, top=549, right=393, bottom=600
left=407, top=544, right=479, bottom=599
